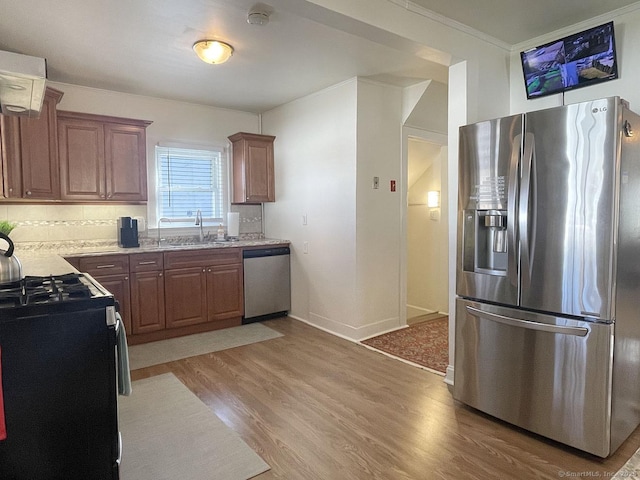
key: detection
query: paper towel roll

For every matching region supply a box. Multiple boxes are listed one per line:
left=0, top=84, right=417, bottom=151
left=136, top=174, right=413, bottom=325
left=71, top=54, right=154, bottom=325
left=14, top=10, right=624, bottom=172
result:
left=227, top=212, right=240, bottom=237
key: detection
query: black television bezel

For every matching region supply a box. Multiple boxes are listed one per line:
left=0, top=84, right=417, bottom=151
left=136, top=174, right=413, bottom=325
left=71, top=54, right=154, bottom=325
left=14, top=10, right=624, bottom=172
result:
left=520, top=21, right=618, bottom=100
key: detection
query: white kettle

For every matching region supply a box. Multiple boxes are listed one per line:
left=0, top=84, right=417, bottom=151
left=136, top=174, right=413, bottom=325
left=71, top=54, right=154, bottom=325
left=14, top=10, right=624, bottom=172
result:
left=0, top=232, right=23, bottom=284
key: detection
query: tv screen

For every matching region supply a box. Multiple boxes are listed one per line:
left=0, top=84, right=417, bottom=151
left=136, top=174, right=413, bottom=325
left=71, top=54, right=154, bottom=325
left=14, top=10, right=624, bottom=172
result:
left=520, top=21, right=618, bottom=99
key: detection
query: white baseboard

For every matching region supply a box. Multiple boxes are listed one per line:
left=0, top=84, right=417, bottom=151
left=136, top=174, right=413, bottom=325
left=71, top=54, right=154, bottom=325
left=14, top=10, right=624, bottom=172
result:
left=444, top=365, right=454, bottom=386
left=406, top=305, right=450, bottom=318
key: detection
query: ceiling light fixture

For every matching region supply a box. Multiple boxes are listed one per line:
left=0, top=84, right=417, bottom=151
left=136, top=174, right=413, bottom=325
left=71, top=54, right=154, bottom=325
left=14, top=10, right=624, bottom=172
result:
left=193, top=40, right=234, bottom=64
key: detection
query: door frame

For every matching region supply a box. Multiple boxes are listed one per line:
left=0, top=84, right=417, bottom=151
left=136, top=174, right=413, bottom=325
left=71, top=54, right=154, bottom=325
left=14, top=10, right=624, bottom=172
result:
left=400, top=126, right=448, bottom=327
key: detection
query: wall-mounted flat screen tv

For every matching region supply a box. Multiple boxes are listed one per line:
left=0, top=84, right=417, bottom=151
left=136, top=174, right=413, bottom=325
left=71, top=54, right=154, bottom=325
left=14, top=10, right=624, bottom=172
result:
left=520, top=21, right=618, bottom=99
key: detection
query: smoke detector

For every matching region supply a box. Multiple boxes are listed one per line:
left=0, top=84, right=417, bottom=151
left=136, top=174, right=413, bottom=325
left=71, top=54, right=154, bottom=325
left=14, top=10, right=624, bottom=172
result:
left=247, top=4, right=271, bottom=26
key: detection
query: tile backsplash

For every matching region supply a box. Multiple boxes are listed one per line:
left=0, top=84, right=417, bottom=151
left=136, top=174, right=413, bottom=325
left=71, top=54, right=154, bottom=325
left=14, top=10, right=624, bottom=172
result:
left=0, top=204, right=263, bottom=245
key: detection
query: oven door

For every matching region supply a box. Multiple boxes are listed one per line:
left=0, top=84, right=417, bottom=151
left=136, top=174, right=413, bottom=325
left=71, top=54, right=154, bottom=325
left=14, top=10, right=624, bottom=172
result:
left=0, top=307, right=119, bottom=479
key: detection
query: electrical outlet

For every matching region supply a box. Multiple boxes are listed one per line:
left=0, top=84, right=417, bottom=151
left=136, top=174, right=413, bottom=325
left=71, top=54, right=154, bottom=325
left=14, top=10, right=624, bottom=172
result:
left=303, top=241, right=309, bottom=254
left=373, top=177, right=379, bottom=189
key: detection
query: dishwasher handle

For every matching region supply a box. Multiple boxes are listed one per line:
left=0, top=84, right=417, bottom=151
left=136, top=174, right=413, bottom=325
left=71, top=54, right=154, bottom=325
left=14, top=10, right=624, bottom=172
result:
left=243, top=247, right=290, bottom=258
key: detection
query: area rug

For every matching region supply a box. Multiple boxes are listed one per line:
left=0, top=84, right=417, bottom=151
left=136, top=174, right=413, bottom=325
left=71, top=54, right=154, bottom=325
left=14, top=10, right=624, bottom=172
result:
left=128, top=322, right=283, bottom=370
left=613, top=446, right=640, bottom=479
left=119, top=373, right=270, bottom=480
left=361, top=317, right=449, bottom=374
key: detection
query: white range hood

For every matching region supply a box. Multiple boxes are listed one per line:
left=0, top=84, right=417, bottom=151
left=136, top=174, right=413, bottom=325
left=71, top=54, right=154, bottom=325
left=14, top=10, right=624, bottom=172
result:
left=0, top=50, right=47, bottom=118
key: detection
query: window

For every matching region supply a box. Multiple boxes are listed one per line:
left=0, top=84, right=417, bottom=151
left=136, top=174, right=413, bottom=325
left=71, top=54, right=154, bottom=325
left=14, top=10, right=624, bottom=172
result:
left=155, top=145, right=228, bottom=223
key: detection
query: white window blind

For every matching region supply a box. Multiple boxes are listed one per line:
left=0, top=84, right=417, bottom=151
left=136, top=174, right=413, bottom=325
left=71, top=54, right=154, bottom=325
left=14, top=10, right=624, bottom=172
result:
left=156, top=146, right=228, bottom=221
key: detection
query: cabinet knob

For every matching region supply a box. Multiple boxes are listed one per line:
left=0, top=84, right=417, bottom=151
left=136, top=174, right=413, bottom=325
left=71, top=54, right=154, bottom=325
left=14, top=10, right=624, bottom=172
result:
left=207, top=268, right=212, bottom=273
left=159, top=273, right=163, bottom=277
left=107, top=193, right=113, bottom=199
left=26, top=190, right=32, bottom=196
left=124, top=276, right=129, bottom=281
left=202, top=269, right=206, bottom=273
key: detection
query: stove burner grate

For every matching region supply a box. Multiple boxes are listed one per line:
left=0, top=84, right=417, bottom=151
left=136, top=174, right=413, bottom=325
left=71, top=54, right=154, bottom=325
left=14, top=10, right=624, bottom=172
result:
left=0, top=273, right=95, bottom=307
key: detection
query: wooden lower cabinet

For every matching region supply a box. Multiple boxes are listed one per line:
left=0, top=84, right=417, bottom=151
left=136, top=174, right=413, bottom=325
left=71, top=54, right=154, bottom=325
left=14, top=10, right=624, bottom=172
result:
left=164, top=267, right=208, bottom=329
left=207, top=264, right=243, bottom=321
left=69, top=254, right=132, bottom=336
left=94, top=273, right=131, bottom=336
left=130, top=270, right=165, bottom=334
left=164, top=262, right=243, bottom=328
left=69, top=247, right=250, bottom=344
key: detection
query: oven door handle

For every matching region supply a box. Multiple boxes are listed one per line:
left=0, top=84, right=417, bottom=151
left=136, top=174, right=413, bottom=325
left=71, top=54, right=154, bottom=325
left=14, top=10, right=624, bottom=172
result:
left=116, top=431, right=122, bottom=465
left=115, top=313, right=132, bottom=396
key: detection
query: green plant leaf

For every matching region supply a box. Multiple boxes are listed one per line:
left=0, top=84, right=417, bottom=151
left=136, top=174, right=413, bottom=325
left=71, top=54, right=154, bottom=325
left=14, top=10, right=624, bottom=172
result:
left=0, top=221, right=17, bottom=236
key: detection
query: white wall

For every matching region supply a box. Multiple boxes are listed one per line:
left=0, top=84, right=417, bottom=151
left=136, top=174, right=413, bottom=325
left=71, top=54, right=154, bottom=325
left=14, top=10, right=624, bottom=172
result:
left=53, top=81, right=259, bottom=226
left=6, top=82, right=260, bottom=246
left=262, top=79, right=359, bottom=334
left=355, top=79, right=403, bottom=335
left=509, top=6, right=640, bottom=115
left=304, top=0, right=511, bottom=122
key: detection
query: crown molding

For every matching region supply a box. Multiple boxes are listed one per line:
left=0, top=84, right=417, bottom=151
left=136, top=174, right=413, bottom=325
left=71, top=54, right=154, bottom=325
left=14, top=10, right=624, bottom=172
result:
left=385, top=0, right=512, bottom=51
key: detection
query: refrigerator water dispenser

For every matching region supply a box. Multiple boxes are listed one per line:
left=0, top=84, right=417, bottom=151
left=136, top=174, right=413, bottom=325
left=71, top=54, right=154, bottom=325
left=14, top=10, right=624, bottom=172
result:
left=463, top=209, right=508, bottom=275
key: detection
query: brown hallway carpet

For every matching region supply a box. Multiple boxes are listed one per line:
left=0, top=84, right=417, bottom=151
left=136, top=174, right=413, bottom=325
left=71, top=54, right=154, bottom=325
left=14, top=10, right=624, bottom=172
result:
left=361, top=316, right=449, bottom=374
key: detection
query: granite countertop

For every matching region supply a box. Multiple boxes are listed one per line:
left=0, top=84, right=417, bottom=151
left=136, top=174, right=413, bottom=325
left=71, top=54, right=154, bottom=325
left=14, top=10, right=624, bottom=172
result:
left=56, top=237, right=290, bottom=258
left=14, top=237, right=290, bottom=276
left=19, top=254, right=80, bottom=277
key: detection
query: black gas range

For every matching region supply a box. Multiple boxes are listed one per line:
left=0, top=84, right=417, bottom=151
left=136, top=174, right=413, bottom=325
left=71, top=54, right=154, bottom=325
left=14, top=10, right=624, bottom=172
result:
left=0, top=272, right=115, bottom=318
left=0, top=272, right=122, bottom=479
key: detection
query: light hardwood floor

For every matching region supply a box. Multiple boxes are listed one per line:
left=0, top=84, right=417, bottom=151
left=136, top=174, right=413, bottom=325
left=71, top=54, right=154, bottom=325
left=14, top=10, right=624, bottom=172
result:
left=131, top=317, right=640, bottom=479
left=407, top=312, right=448, bottom=326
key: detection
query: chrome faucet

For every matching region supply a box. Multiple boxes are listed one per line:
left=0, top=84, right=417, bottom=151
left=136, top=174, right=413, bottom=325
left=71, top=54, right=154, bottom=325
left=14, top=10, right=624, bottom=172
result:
left=195, top=209, right=204, bottom=242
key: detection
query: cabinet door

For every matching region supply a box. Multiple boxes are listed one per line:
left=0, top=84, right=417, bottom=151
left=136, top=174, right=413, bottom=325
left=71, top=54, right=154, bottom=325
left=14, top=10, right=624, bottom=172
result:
left=206, top=263, right=243, bottom=321
left=0, top=88, right=63, bottom=200
left=245, top=138, right=275, bottom=202
left=17, top=88, right=64, bottom=199
left=58, top=117, right=106, bottom=200
left=94, top=273, right=132, bottom=336
left=104, top=123, right=147, bottom=201
left=130, top=270, right=165, bottom=334
left=0, top=116, right=8, bottom=197
left=229, top=132, right=275, bottom=203
left=164, top=267, right=207, bottom=328
left=0, top=114, right=22, bottom=198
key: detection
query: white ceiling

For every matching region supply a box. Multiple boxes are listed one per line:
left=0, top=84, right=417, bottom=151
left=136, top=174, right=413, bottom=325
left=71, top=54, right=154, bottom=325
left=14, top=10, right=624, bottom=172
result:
left=0, top=0, right=636, bottom=113
left=410, top=0, right=638, bottom=45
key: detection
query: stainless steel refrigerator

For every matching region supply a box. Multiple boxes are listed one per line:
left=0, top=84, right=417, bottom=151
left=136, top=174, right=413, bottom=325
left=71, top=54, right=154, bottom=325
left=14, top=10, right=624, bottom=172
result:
left=454, top=96, right=640, bottom=457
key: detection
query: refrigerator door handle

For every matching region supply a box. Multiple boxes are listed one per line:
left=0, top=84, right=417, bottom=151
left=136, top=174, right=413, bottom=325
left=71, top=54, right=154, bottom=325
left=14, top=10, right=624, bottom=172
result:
left=507, top=134, right=520, bottom=286
left=466, top=306, right=589, bottom=337
left=519, top=132, right=535, bottom=279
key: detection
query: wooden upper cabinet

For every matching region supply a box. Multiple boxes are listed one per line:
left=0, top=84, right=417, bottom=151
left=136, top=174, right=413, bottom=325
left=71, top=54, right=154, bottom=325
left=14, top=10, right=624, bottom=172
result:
left=57, top=111, right=151, bottom=202
left=228, top=132, right=275, bottom=203
left=105, top=123, right=148, bottom=201
left=58, top=115, right=105, bottom=200
left=0, top=87, right=64, bottom=199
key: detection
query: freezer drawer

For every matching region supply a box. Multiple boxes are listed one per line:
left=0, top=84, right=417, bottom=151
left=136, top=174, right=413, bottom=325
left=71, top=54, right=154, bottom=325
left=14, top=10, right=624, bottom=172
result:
left=454, top=298, right=614, bottom=457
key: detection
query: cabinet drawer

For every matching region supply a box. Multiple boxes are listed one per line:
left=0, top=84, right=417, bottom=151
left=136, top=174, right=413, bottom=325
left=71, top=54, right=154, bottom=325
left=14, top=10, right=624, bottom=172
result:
left=78, top=254, right=129, bottom=275
left=164, top=248, right=241, bottom=270
left=130, top=252, right=163, bottom=272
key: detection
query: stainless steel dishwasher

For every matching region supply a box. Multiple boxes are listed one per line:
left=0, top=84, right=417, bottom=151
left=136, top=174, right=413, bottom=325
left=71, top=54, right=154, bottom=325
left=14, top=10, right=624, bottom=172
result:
left=243, top=246, right=290, bottom=323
